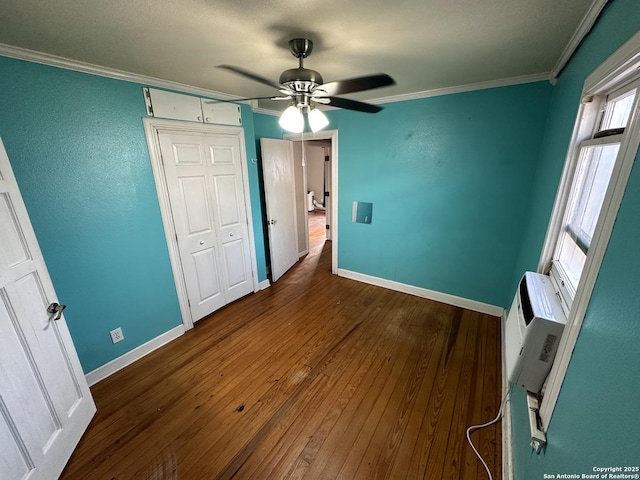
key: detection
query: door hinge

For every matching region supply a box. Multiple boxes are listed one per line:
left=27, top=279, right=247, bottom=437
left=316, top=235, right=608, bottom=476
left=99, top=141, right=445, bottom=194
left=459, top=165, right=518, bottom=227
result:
left=326, top=225, right=330, bottom=230
left=324, top=191, right=329, bottom=197
left=143, top=88, right=154, bottom=116
left=324, top=155, right=330, bottom=162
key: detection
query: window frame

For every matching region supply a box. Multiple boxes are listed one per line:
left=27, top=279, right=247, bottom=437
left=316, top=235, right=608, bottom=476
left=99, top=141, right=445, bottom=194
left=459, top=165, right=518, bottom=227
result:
left=550, top=133, right=624, bottom=313
left=536, top=31, right=640, bottom=433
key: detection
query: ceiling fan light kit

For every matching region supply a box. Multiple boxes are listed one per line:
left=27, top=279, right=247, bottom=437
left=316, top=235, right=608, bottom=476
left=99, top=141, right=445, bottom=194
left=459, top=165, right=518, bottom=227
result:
left=218, top=38, right=396, bottom=133
left=279, top=105, right=304, bottom=133
left=307, top=107, right=329, bottom=132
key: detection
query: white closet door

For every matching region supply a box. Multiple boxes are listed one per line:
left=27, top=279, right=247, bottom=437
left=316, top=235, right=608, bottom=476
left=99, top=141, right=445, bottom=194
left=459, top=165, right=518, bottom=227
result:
left=204, top=134, right=254, bottom=303
left=158, top=131, right=253, bottom=321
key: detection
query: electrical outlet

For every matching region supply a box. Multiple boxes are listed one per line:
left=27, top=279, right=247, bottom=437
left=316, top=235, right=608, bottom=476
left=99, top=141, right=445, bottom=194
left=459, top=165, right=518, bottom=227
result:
left=110, top=327, right=124, bottom=344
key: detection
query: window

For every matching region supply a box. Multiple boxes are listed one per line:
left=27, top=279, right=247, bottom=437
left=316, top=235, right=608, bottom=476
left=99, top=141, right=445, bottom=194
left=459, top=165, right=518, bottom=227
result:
left=550, top=84, right=636, bottom=313
left=537, top=31, right=640, bottom=433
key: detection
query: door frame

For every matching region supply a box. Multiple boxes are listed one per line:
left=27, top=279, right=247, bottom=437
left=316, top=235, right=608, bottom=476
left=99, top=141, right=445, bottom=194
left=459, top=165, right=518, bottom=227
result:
left=143, top=118, right=260, bottom=330
left=284, top=129, right=338, bottom=274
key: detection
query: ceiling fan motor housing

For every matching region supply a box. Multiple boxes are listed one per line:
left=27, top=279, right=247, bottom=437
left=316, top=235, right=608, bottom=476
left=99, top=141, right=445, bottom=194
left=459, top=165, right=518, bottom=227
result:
left=279, top=67, right=324, bottom=92
left=280, top=38, right=324, bottom=92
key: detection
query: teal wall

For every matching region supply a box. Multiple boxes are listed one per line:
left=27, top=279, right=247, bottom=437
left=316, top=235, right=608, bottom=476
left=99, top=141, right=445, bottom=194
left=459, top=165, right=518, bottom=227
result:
left=510, top=0, right=640, bottom=476
left=329, top=83, right=552, bottom=308
left=253, top=112, right=285, bottom=142
left=0, top=56, right=266, bottom=372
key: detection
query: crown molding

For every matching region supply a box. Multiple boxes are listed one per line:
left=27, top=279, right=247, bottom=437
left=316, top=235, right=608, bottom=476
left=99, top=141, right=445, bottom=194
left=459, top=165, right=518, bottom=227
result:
left=252, top=72, right=552, bottom=115
left=250, top=100, right=281, bottom=116
left=0, top=43, right=245, bottom=102
left=0, top=42, right=551, bottom=115
left=252, top=108, right=280, bottom=116
left=550, top=0, right=609, bottom=80
left=370, top=72, right=551, bottom=105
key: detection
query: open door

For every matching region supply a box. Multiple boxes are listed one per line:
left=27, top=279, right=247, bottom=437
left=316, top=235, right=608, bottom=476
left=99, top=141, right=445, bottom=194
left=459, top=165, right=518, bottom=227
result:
left=260, top=138, right=299, bottom=282
left=0, top=137, right=96, bottom=480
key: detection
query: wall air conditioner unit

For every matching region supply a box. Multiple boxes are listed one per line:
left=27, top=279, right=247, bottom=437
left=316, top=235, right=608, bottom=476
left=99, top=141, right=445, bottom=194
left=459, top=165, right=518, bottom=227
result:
left=505, top=272, right=567, bottom=394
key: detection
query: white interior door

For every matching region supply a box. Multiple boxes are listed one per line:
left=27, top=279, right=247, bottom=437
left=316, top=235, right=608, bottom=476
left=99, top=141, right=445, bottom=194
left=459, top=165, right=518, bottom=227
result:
left=205, top=134, right=255, bottom=304
left=260, top=138, right=299, bottom=282
left=158, top=131, right=254, bottom=321
left=0, top=137, right=96, bottom=480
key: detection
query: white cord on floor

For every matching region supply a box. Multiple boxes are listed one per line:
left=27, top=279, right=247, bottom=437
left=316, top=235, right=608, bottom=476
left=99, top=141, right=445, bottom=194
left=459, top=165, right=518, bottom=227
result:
left=466, top=389, right=510, bottom=480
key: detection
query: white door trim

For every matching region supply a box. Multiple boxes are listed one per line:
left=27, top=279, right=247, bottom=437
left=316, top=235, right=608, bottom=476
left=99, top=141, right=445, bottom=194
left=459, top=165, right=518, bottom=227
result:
left=284, top=130, right=338, bottom=274
left=143, top=118, right=260, bottom=330
left=301, top=142, right=309, bottom=257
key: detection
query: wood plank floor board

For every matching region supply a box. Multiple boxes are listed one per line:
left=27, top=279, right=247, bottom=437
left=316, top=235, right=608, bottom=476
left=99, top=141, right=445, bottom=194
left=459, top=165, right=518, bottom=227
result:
left=195, top=283, right=399, bottom=479
left=75, top=289, right=351, bottom=477
left=300, top=295, right=425, bottom=480
left=276, top=294, right=407, bottom=479
left=404, top=306, right=469, bottom=480
left=238, top=290, right=401, bottom=480
left=353, top=299, right=448, bottom=480
left=441, top=310, right=481, bottom=480
left=327, top=309, right=425, bottom=480
left=461, top=312, right=489, bottom=480
left=421, top=308, right=473, bottom=480
left=61, top=215, right=502, bottom=480
left=378, top=304, right=450, bottom=480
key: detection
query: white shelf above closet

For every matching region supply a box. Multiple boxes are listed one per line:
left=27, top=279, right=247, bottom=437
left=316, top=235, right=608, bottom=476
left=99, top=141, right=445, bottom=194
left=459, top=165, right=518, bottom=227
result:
left=143, top=87, right=242, bottom=126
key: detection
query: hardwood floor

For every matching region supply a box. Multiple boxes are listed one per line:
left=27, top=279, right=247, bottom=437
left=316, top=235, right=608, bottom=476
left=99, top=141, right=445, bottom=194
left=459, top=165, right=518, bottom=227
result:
left=61, top=213, right=502, bottom=479
left=307, top=210, right=326, bottom=250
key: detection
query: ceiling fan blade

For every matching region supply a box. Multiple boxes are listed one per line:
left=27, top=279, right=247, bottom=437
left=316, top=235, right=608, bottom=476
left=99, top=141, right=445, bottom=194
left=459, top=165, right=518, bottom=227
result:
left=318, top=74, right=395, bottom=96
left=203, top=96, right=291, bottom=104
left=326, top=96, right=383, bottom=113
left=217, top=65, right=283, bottom=90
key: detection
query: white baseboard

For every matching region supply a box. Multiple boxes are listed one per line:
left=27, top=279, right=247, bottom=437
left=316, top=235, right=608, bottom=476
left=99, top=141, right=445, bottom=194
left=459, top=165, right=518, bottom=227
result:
left=258, top=279, right=270, bottom=291
left=85, top=325, right=185, bottom=386
left=337, top=269, right=505, bottom=317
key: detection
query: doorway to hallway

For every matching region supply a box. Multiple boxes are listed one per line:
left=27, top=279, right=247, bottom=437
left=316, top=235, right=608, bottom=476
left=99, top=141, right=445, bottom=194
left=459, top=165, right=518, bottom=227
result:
left=284, top=130, right=338, bottom=275
left=308, top=209, right=327, bottom=253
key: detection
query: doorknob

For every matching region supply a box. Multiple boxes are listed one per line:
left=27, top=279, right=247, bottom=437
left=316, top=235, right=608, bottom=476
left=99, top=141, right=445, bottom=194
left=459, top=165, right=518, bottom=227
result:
left=47, top=302, right=66, bottom=321
left=270, top=219, right=278, bottom=225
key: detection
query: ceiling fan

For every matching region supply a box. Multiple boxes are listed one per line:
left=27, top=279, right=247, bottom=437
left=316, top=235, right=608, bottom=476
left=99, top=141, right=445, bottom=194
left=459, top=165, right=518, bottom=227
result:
left=215, top=38, right=396, bottom=132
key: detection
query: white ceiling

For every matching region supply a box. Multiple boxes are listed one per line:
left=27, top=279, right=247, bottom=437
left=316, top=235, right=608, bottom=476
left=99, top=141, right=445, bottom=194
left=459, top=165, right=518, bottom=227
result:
left=0, top=0, right=599, bottom=111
